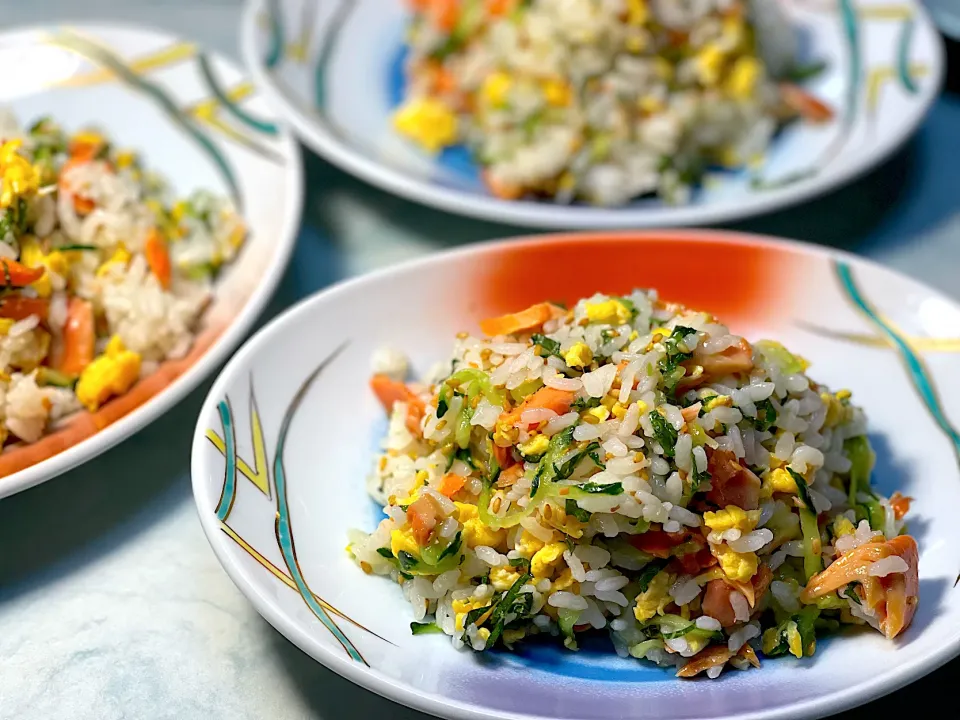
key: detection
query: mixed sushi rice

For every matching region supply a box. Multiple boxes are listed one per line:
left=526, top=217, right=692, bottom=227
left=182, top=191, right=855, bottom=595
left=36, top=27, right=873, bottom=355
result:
left=0, top=113, right=244, bottom=451
left=394, top=0, right=832, bottom=205
left=350, top=291, right=919, bottom=678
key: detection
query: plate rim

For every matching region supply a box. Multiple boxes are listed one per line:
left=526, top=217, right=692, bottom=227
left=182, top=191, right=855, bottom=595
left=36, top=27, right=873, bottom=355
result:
left=239, top=0, right=945, bottom=230
left=0, top=20, right=304, bottom=500
left=191, top=228, right=960, bottom=720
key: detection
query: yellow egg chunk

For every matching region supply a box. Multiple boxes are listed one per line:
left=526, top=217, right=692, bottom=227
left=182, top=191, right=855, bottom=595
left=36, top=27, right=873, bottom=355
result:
left=726, top=56, right=761, bottom=100
left=563, top=341, right=593, bottom=369
left=518, top=433, right=550, bottom=458
left=542, top=78, right=572, bottom=107
left=530, top=542, right=567, bottom=579
left=585, top=299, right=631, bottom=325
left=390, top=527, right=420, bottom=558
left=393, top=97, right=458, bottom=153
left=768, top=467, right=799, bottom=495
left=463, top=518, right=506, bottom=550
left=0, top=139, right=40, bottom=208
left=712, top=543, right=759, bottom=583
left=455, top=501, right=479, bottom=522
left=482, top=71, right=513, bottom=108
left=75, top=336, right=142, bottom=412
left=703, top=505, right=761, bottom=534
left=97, top=244, right=132, bottom=278
left=634, top=570, right=673, bottom=622
left=695, top=43, right=726, bottom=87
left=490, top=566, right=521, bottom=591
left=516, top=530, right=547, bottom=556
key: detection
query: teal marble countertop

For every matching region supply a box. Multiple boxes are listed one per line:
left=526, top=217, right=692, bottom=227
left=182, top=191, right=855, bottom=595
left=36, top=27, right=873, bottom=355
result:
left=0, top=2, right=958, bottom=718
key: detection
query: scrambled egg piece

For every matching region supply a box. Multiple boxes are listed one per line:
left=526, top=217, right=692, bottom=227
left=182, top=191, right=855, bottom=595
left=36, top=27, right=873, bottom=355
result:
left=455, top=502, right=478, bottom=522
left=765, top=468, right=799, bottom=496
left=463, top=518, right=506, bottom=550
left=626, top=0, right=648, bottom=25
left=518, top=433, right=550, bottom=458
left=531, top=542, right=567, bottom=580
left=638, top=95, right=664, bottom=114
left=0, top=140, right=40, bottom=209
left=482, top=72, right=512, bottom=108
left=563, top=342, right=593, bottom=369
left=726, top=56, right=761, bottom=100
left=832, top=515, right=855, bottom=538
left=75, top=335, right=142, bottom=412
left=584, top=299, right=631, bottom=326
left=490, top=566, right=521, bottom=591
left=516, top=530, right=547, bottom=556
left=703, top=505, right=761, bottom=534
left=541, top=504, right=585, bottom=539
left=583, top=405, right=610, bottom=424
left=634, top=570, right=674, bottom=622
left=552, top=567, right=578, bottom=592
left=390, top=527, right=420, bottom=557
left=821, top=391, right=853, bottom=428
left=542, top=78, right=571, bottom=107
left=712, top=543, right=758, bottom=583
left=394, top=98, right=458, bottom=153
left=0, top=318, right=13, bottom=335
left=701, top=392, right=732, bottom=412
left=19, top=238, right=68, bottom=298
left=695, top=43, right=726, bottom=87
left=452, top=597, right=492, bottom=631
left=97, top=244, right=132, bottom=278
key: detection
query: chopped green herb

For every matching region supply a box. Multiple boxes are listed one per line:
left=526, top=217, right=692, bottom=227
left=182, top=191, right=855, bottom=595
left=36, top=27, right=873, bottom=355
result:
left=571, top=396, right=602, bottom=412
left=484, top=572, right=534, bottom=649
left=531, top=333, right=562, bottom=358
left=787, top=468, right=813, bottom=510
left=690, top=461, right=710, bottom=494
left=56, top=244, right=98, bottom=252
left=375, top=547, right=394, bottom=559
left=650, top=409, right=679, bottom=457
left=410, top=621, right=443, bottom=635
left=464, top=604, right=494, bottom=628
left=658, top=326, right=698, bottom=393
left=509, top=556, right=531, bottom=572
left=565, top=498, right=591, bottom=522
left=397, top=551, right=419, bottom=572
left=438, top=531, right=463, bottom=562
left=752, top=398, right=778, bottom=432
left=842, top=583, right=861, bottom=605
left=577, top=481, right=623, bottom=495
left=636, top=559, right=667, bottom=592
left=784, top=59, right=828, bottom=83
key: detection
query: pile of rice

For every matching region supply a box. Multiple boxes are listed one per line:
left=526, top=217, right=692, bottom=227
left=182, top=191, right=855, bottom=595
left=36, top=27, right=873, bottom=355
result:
left=349, top=290, right=919, bottom=678
left=0, top=112, right=245, bottom=448
left=394, top=0, right=830, bottom=205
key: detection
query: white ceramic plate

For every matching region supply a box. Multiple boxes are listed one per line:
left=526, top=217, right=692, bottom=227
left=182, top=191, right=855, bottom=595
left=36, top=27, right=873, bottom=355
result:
left=241, top=0, right=942, bottom=229
left=0, top=23, right=302, bottom=499
left=193, top=230, right=960, bottom=720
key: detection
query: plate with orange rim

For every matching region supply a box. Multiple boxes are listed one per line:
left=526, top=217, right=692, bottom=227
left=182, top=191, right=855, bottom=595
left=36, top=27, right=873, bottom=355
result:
left=193, top=230, right=960, bottom=720
left=0, top=23, right=301, bottom=499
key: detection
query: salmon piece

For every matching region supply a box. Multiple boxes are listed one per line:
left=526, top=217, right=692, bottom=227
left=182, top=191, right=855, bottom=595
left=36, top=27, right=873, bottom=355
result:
left=676, top=645, right=734, bottom=678
left=479, top=301, right=564, bottom=337
left=673, top=547, right=717, bottom=576
left=683, top=338, right=754, bottom=387
left=498, top=385, right=574, bottom=430
left=407, top=494, right=443, bottom=545
left=629, top=528, right=702, bottom=559
left=370, top=374, right=426, bottom=434
left=704, top=447, right=762, bottom=511
left=493, top=441, right=516, bottom=470
left=800, top=535, right=919, bottom=639
left=496, top=463, right=524, bottom=489
left=702, top=579, right=739, bottom=628
left=680, top=403, right=702, bottom=424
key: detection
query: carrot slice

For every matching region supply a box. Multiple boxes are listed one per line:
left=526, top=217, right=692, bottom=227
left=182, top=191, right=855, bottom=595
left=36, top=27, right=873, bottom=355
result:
left=486, top=0, right=513, bottom=16
left=890, top=491, right=912, bottom=521
left=145, top=227, right=172, bottom=290
left=676, top=645, right=734, bottom=678
left=58, top=297, right=95, bottom=376
left=480, top=301, right=563, bottom=337
left=431, top=0, right=459, bottom=31
left=779, top=83, right=835, bottom=123
left=437, top=472, right=466, bottom=498
left=498, top=385, right=574, bottom=429
left=0, top=295, right=49, bottom=321
left=370, top=374, right=426, bottom=433
left=0, top=258, right=45, bottom=288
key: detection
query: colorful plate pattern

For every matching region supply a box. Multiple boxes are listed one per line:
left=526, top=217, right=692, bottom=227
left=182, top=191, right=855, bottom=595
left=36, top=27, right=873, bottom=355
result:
left=0, top=24, right=302, bottom=499
left=192, top=230, right=960, bottom=720
left=241, top=0, right=943, bottom=228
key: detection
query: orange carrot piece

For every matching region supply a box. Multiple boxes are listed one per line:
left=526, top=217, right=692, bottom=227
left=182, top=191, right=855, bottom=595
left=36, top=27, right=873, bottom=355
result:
left=58, top=297, right=95, bottom=377
left=438, top=472, right=466, bottom=498
left=499, top=385, right=574, bottom=429
left=0, top=258, right=45, bottom=288
left=145, top=228, right=172, bottom=290
left=486, top=0, right=513, bottom=16
left=890, top=491, right=912, bottom=521
left=370, top=374, right=427, bottom=433
left=0, top=295, right=49, bottom=321
left=431, top=0, right=459, bottom=31
left=482, top=169, right=524, bottom=200
left=480, top=301, right=563, bottom=337
left=780, top=83, right=835, bottom=124
left=59, top=157, right=98, bottom=215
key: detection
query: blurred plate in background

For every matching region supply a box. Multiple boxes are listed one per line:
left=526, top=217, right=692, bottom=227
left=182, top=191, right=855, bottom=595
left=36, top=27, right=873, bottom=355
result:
left=242, top=0, right=942, bottom=229
left=0, top=24, right=302, bottom=498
